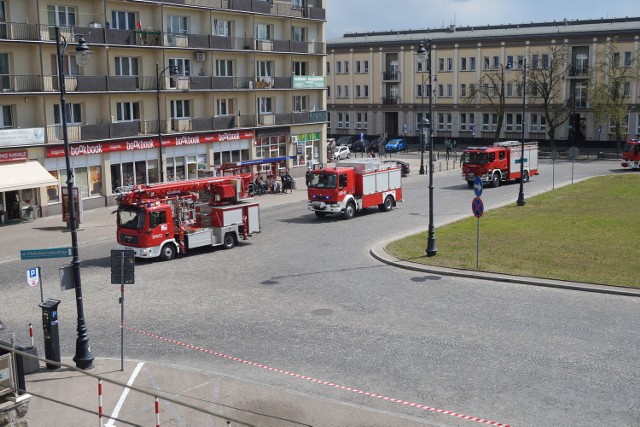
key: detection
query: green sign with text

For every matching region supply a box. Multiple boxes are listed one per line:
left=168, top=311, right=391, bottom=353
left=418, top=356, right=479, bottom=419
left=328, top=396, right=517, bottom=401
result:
left=20, top=247, right=72, bottom=260
left=292, top=76, right=325, bottom=89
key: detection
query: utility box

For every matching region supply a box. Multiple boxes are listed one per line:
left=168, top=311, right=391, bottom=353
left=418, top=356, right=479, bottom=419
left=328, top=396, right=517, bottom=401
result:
left=39, top=299, right=61, bottom=370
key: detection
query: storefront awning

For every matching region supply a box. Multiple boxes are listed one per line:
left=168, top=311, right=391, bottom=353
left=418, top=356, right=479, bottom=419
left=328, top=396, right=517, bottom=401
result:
left=0, top=161, right=58, bottom=192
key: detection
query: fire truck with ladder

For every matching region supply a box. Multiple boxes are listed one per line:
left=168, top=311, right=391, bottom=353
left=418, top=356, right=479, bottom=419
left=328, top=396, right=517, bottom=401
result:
left=115, top=174, right=260, bottom=261
left=461, top=141, right=539, bottom=188
left=621, top=139, right=640, bottom=169
left=307, top=158, right=403, bottom=219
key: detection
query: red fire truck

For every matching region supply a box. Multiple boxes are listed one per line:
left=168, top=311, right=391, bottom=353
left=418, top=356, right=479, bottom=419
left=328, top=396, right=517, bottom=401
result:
left=116, top=174, right=260, bottom=261
left=462, top=141, right=539, bottom=188
left=621, top=139, right=640, bottom=169
left=307, top=158, right=403, bottom=219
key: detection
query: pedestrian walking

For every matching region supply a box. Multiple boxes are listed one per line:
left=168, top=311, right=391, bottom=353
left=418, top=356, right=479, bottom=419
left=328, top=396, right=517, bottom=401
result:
left=445, top=138, right=451, bottom=161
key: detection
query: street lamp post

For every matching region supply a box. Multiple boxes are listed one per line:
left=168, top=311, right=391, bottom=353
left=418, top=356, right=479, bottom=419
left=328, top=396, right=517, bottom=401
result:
left=55, top=26, right=94, bottom=370
left=417, top=40, right=437, bottom=256
left=156, top=63, right=177, bottom=183
left=419, top=77, right=426, bottom=175
left=517, top=58, right=527, bottom=206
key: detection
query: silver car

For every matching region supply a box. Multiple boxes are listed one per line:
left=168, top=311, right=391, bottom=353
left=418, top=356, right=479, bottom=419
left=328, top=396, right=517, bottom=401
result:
left=334, top=145, right=351, bottom=160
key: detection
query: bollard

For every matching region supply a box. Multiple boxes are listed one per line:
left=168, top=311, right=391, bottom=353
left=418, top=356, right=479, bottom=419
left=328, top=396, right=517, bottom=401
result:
left=98, top=380, right=103, bottom=427
left=155, top=397, right=160, bottom=427
left=29, top=323, right=34, bottom=347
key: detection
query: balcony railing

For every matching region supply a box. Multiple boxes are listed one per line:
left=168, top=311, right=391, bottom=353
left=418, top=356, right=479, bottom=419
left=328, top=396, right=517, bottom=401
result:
left=569, top=66, right=589, bottom=77
left=382, top=96, right=401, bottom=105
left=382, top=71, right=401, bottom=81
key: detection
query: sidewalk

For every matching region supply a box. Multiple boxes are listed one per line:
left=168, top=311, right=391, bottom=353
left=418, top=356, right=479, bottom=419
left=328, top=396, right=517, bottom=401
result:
left=23, top=357, right=435, bottom=427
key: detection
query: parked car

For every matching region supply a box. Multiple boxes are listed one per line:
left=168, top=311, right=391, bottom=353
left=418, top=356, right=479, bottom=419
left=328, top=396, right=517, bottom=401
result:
left=351, top=138, right=371, bottom=152
left=336, top=135, right=357, bottom=149
left=383, top=159, right=410, bottom=176
left=384, top=138, right=408, bottom=153
left=334, top=145, right=351, bottom=160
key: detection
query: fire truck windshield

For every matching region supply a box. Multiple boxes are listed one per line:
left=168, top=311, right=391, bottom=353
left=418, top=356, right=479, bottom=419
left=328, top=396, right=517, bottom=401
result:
left=309, top=173, right=337, bottom=189
left=623, top=142, right=640, bottom=155
left=463, top=152, right=488, bottom=164
left=118, top=207, right=146, bottom=230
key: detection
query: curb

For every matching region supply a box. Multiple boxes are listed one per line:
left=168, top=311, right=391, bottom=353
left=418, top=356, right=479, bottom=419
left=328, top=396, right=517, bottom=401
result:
left=370, top=240, right=640, bottom=298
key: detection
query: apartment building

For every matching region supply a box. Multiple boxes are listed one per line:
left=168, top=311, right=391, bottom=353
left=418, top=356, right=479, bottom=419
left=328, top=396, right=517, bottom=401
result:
left=327, top=18, right=640, bottom=147
left=0, top=0, right=326, bottom=221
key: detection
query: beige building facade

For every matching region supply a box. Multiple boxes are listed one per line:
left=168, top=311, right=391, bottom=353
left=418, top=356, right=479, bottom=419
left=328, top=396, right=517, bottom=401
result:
left=0, top=0, right=326, bottom=221
left=327, top=18, right=640, bottom=147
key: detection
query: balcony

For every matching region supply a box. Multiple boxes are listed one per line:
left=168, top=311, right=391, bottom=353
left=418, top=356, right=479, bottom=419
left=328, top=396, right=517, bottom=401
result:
left=569, top=66, right=589, bottom=77
left=0, top=75, right=43, bottom=92
left=382, top=71, right=401, bottom=81
left=382, top=96, right=401, bottom=105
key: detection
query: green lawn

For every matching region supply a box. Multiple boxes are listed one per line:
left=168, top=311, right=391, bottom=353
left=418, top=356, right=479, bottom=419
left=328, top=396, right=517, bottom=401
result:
left=385, top=174, right=640, bottom=288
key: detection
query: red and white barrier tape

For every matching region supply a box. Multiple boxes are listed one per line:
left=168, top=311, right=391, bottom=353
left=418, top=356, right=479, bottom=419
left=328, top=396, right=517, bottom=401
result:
left=122, top=324, right=511, bottom=427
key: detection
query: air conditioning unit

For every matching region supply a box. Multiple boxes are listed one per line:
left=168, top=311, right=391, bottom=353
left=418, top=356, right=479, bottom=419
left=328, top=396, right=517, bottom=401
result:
left=195, top=52, right=205, bottom=62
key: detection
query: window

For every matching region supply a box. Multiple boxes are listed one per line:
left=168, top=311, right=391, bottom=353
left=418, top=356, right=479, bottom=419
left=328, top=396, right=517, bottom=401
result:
left=216, top=98, right=234, bottom=116
left=326, top=61, right=330, bottom=74
left=344, top=85, right=349, bottom=97
left=356, top=112, right=368, bottom=129
left=256, top=60, right=273, bottom=77
left=506, top=82, right=513, bottom=98
left=344, top=61, right=349, bottom=73
left=336, top=61, right=342, bottom=74
left=416, top=58, right=424, bottom=72
left=336, top=85, right=342, bottom=98
left=417, top=84, right=424, bottom=97
left=460, top=57, right=467, bottom=71
left=483, top=56, right=490, bottom=70
left=530, top=113, right=546, bottom=132
left=507, top=55, right=514, bottom=69
left=482, top=113, right=498, bottom=131
left=459, top=113, right=474, bottom=131
left=460, top=84, right=467, bottom=97
left=111, top=10, right=134, bottom=30
left=575, top=82, right=587, bottom=108
left=542, top=54, right=549, bottom=69
left=0, top=105, right=12, bottom=128
left=327, top=111, right=331, bottom=128
left=170, top=100, right=190, bottom=118
left=49, top=5, right=76, bottom=26
left=338, top=112, right=344, bottom=128
left=116, top=102, right=140, bottom=122
left=363, top=61, right=369, bottom=73
left=54, top=103, right=82, bottom=124
left=213, top=19, right=231, bottom=36
left=292, top=26, right=306, bottom=42
left=612, top=52, right=621, bottom=67
left=624, top=51, right=632, bottom=66
left=447, top=57, right=453, bottom=71
left=292, top=61, right=307, bottom=76
left=356, top=61, right=361, bottom=73
left=437, top=84, right=443, bottom=97
left=256, top=23, right=272, bottom=40
left=344, top=112, right=350, bottom=128
left=363, top=85, right=369, bottom=97
left=293, top=95, right=307, bottom=112
left=624, top=81, right=631, bottom=97
left=470, top=57, right=476, bottom=71
left=356, top=85, right=361, bottom=97
left=446, top=84, right=453, bottom=97
left=492, top=56, right=499, bottom=69
left=168, top=58, right=191, bottom=77
left=609, top=114, right=629, bottom=134
left=532, top=54, right=539, bottom=68
left=168, top=15, right=188, bottom=34
left=505, top=113, right=522, bottom=132
left=327, top=85, right=331, bottom=98
left=216, top=59, right=233, bottom=76
left=257, top=97, right=272, bottom=113
left=438, top=57, right=445, bottom=72
left=437, top=112, right=452, bottom=131
left=115, top=57, right=138, bottom=76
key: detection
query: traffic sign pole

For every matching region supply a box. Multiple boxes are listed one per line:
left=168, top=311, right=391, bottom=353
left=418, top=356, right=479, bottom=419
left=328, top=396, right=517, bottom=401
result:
left=476, top=217, right=480, bottom=270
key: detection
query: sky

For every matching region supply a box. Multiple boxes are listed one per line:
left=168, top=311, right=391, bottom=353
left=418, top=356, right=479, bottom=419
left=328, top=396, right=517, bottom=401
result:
left=325, top=0, right=639, bottom=40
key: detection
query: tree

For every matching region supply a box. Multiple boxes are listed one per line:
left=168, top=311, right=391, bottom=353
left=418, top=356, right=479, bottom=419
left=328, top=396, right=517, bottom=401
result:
left=464, top=66, right=508, bottom=141
left=526, top=45, right=573, bottom=151
left=589, top=37, right=640, bottom=152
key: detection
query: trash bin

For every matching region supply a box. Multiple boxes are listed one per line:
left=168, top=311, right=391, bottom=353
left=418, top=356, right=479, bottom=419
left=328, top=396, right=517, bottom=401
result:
left=16, top=345, right=40, bottom=374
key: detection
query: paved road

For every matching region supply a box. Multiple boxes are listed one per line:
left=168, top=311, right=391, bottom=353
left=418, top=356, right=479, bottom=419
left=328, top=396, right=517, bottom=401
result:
left=1, top=156, right=638, bottom=427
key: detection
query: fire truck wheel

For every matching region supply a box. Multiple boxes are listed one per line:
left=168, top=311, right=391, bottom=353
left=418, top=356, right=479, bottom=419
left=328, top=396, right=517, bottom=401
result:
left=315, top=211, right=327, bottom=218
left=522, top=170, right=530, bottom=182
left=491, top=173, right=501, bottom=188
left=223, top=232, right=237, bottom=249
left=159, top=244, right=176, bottom=261
left=467, top=180, right=474, bottom=187
left=379, top=195, right=393, bottom=212
left=343, top=202, right=356, bottom=220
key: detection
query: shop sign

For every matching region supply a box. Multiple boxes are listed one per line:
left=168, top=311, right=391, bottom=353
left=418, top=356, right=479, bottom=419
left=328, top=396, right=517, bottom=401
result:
left=46, top=130, right=256, bottom=158
left=296, top=132, right=320, bottom=142
left=0, top=127, right=45, bottom=147
left=0, top=150, right=28, bottom=163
